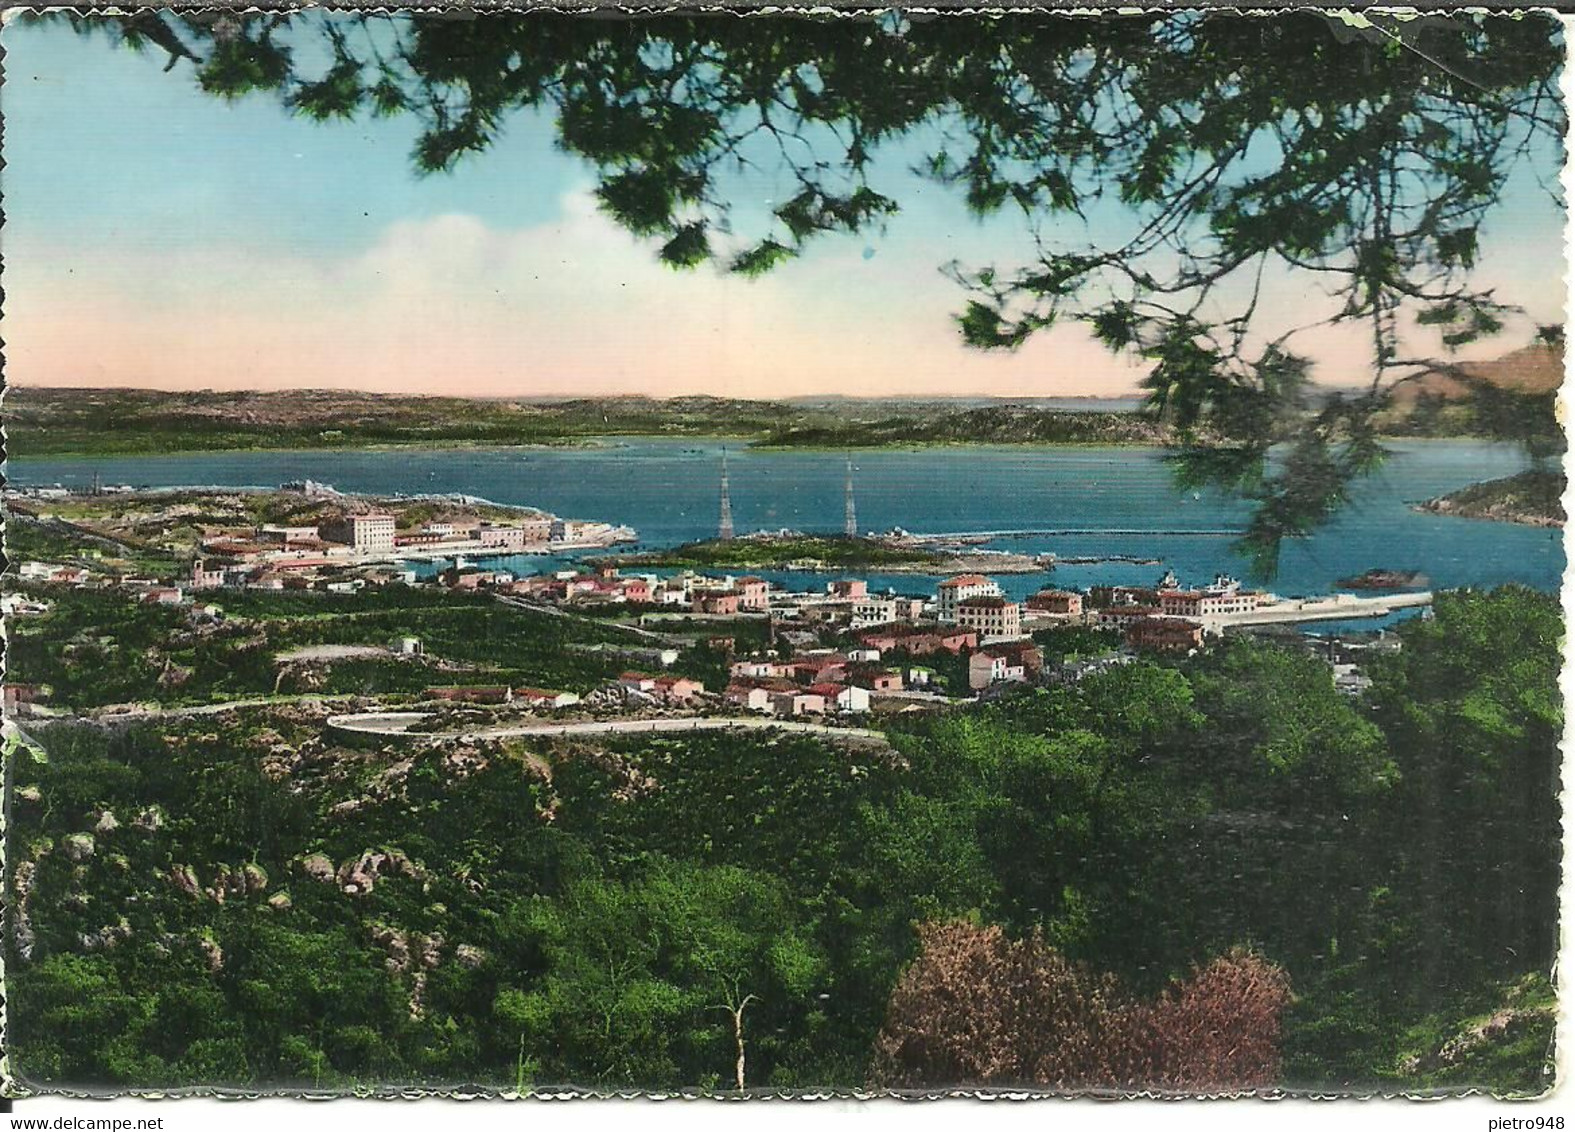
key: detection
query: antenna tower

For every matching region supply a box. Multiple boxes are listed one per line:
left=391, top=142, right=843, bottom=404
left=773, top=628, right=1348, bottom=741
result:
left=718, top=451, right=735, bottom=540
left=843, top=455, right=857, bottom=538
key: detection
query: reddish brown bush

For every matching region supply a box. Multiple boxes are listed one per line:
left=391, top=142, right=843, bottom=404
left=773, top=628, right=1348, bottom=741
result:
left=871, top=923, right=1291, bottom=1093
left=1133, top=947, right=1294, bottom=1091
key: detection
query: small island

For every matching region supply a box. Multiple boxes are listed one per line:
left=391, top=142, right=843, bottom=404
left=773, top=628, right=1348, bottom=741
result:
left=598, top=533, right=1052, bottom=575
left=1336, top=569, right=1429, bottom=591
left=1415, top=470, right=1565, bottom=528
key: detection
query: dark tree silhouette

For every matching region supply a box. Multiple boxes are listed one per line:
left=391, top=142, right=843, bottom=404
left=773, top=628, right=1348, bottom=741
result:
left=41, top=8, right=1566, bottom=572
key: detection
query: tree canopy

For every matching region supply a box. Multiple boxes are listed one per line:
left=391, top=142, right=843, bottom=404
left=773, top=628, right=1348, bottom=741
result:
left=44, top=8, right=1567, bottom=571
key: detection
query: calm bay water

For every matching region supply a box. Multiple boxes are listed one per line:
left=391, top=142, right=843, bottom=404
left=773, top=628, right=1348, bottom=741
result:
left=11, top=439, right=1563, bottom=605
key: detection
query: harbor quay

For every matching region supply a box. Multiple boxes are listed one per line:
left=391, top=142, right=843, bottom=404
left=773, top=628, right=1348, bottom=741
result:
left=7, top=479, right=1437, bottom=719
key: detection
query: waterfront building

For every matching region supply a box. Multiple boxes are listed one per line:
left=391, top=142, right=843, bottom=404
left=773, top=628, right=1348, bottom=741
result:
left=936, top=574, right=1002, bottom=622
left=260, top=524, right=320, bottom=544
left=319, top=512, right=396, bottom=556
left=735, top=577, right=771, bottom=611
left=828, top=579, right=868, bottom=600
left=478, top=524, right=527, bottom=552
left=955, top=595, right=1023, bottom=640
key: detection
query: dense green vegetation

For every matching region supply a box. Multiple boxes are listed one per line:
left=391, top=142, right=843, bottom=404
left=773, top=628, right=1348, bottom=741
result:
left=1416, top=469, right=1565, bottom=527
left=5, top=587, right=1559, bottom=1093
left=6, top=390, right=777, bottom=456
left=5, top=584, right=652, bottom=709
left=1031, top=624, right=1124, bottom=662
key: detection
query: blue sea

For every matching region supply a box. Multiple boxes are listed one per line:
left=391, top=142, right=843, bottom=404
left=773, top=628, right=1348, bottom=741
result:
left=11, top=439, right=1563, bottom=620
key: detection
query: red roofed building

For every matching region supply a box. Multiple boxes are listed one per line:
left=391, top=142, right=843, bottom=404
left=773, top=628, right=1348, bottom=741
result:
left=1025, top=589, right=1083, bottom=617
left=694, top=589, right=742, bottom=616
left=1095, top=605, right=1163, bottom=630
left=726, top=682, right=775, bottom=713
left=858, top=626, right=977, bottom=655
left=652, top=676, right=705, bottom=704
left=618, top=672, right=659, bottom=694
left=620, top=578, right=652, bottom=603
left=792, top=656, right=850, bottom=686
left=807, top=682, right=871, bottom=713
left=424, top=686, right=513, bottom=704
left=848, top=666, right=904, bottom=692
left=1125, top=617, right=1205, bottom=653
left=515, top=688, right=581, bottom=709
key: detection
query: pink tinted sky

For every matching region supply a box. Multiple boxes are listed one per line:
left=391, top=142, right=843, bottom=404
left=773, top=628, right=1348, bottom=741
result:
left=3, top=16, right=1566, bottom=399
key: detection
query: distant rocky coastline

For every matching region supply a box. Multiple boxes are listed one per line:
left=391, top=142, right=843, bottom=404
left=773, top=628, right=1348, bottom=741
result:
left=1414, top=470, right=1565, bottom=528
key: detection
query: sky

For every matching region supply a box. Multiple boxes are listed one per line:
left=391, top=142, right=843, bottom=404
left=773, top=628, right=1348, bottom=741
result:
left=1, top=13, right=1567, bottom=400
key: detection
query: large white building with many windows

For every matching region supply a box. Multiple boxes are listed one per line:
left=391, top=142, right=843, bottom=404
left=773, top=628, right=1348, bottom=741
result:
left=319, top=512, right=396, bottom=556
left=955, top=595, right=1022, bottom=640
left=935, top=574, right=1002, bottom=622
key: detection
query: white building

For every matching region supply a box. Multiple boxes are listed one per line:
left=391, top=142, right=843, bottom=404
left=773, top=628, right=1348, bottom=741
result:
left=810, top=683, right=872, bottom=713
left=852, top=597, right=899, bottom=627
left=969, top=651, right=1027, bottom=690
left=955, top=596, right=1022, bottom=640
left=935, top=574, right=1002, bottom=622
left=320, top=513, right=396, bottom=556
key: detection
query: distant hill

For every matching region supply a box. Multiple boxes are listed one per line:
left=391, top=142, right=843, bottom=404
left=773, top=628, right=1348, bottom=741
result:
left=7, top=357, right=1556, bottom=457
left=1391, top=341, right=1563, bottom=404
left=1415, top=470, right=1565, bottom=528
left=5, top=386, right=1170, bottom=456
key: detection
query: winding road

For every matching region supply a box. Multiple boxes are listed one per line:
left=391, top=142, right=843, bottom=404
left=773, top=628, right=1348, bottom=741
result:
left=326, top=711, right=889, bottom=745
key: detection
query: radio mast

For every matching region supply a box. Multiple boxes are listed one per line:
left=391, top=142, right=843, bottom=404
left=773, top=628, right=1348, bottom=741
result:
left=843, top=455, right=857, bottom=538
left=718, top=451, right=735, bottom=541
